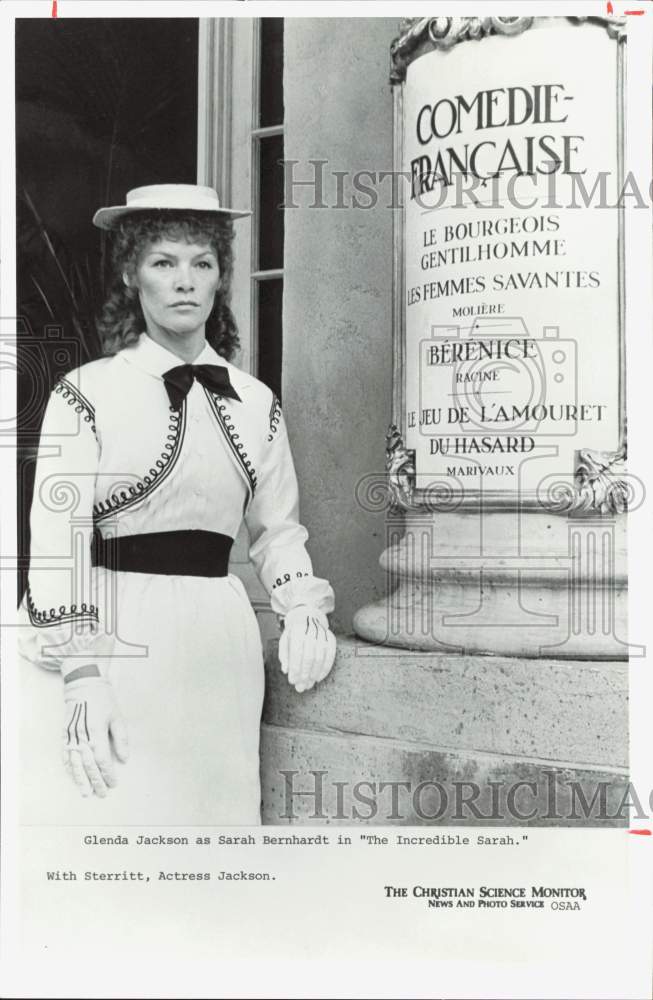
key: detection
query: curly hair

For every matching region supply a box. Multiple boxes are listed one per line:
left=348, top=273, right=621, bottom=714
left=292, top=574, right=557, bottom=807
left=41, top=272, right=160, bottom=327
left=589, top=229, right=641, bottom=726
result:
left=96, top=211, right=239, bottom=360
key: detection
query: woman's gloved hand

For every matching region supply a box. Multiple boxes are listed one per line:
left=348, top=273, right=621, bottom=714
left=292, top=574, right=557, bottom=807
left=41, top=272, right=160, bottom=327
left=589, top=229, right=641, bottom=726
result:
left=279, top=606, right=337, bottom=693
left=62, top=676, right=129, bottom=797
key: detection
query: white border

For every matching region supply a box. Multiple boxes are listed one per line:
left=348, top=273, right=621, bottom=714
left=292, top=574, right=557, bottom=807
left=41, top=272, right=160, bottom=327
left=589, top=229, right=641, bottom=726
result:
left=1, top=4, right=652, bottom=999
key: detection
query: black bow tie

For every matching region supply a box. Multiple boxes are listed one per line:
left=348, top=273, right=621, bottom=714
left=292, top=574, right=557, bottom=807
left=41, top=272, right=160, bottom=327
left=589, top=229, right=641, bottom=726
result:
left=162, top=364, right=242, bottom=410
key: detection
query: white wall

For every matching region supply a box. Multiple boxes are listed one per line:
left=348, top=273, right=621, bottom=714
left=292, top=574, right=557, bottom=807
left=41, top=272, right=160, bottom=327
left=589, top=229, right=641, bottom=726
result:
left=282, top=17, right=398, bottom=633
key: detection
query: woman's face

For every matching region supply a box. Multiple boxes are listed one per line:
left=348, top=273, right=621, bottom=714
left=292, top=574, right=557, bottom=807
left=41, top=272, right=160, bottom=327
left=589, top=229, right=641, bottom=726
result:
left=130, top=237, right=221, bottom=338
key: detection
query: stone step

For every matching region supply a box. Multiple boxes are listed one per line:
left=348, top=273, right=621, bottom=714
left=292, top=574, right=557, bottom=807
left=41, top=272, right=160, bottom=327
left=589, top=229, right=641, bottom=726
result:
left=262, top=636, right=628, bottom=770
left=260, top=723, right=629, bottom=827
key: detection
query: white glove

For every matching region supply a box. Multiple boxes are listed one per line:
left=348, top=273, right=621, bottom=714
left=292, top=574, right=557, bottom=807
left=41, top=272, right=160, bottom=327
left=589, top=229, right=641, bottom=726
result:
left=62, top=677, right=129, bottom=798
left=279, top=606, right=337, bottom=693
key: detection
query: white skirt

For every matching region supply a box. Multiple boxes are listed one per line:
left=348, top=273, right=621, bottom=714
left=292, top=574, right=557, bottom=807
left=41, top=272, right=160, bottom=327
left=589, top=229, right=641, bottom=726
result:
left=20, top=570, right=265, bottom=826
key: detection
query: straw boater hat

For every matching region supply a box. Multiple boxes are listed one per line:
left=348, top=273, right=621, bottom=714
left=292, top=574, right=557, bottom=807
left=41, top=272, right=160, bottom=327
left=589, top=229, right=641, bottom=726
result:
left=92, top=184, right=251, bottom=230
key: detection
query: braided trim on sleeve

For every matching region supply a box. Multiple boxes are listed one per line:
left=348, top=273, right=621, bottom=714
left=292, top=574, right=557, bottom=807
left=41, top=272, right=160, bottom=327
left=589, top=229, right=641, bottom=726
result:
left=53, top=378, right=97, bottom=434
left=268, top=394, right=282, bottom=442
left=25, top=582, right=99, bottom=628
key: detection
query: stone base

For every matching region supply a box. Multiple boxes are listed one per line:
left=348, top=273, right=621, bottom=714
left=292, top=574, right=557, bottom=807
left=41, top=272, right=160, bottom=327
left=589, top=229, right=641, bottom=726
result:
left=352, top=511, right=630, bottom=659
left=260, top=636, right=628, bottom=826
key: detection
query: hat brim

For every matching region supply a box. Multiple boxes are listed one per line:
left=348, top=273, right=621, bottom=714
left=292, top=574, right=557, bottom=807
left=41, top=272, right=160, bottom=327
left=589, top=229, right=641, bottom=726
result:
left=92, top=204, right=252, bottom=230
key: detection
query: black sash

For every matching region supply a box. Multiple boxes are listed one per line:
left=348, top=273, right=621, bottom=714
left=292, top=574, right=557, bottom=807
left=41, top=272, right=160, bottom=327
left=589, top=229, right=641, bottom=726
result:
left=93, top=530, right=233, bottom=577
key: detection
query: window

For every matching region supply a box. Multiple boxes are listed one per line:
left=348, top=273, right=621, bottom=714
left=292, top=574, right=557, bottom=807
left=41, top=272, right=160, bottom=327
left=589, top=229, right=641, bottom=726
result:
left=198, top=17, right=284, bottom=399
left=253, top=18, right=284, bottom=401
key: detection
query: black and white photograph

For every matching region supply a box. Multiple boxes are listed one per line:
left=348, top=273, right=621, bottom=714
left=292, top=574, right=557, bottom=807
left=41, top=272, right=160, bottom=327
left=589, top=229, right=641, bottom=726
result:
left=2, top=2, right=653, bottom=998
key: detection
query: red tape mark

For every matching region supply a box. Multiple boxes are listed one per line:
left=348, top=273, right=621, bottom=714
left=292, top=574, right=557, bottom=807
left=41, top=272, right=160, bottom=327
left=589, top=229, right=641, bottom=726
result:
left=628, top=828, right=652, bottom=835
left=607, top=1, right=614, bottom=11
left=51, top=0, right=57, bottom=15
left=625, top=10, right=646, bottom=14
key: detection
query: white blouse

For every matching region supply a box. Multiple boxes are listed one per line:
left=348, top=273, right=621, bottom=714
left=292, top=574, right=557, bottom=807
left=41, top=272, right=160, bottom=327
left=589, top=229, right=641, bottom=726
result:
left=21, top=333, right=335, bottom=675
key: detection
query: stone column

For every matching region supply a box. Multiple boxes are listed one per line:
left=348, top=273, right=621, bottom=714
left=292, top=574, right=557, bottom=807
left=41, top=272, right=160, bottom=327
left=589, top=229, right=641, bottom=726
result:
left=353, top=507, right=634, bottom=660
left=353, top=14, right=634, bottom=665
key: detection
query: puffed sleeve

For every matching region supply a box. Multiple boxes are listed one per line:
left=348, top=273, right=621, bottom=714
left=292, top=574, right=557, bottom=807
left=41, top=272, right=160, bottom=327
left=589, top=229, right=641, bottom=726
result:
left=245, top=398, right=335, bottom=619
left=19, top=376, right=110, bottom=678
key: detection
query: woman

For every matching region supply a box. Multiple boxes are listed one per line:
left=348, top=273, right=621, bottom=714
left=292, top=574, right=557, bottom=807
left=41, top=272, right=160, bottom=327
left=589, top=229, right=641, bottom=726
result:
left=20, top=184, right=336, bottom=825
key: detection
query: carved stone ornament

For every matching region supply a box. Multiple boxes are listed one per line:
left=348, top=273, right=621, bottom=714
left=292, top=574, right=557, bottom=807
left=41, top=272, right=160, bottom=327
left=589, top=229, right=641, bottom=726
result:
left=571, top=15, right=628, bottom=42
left=571, top=444, right=629, bottom=514
left=386, top=424, right=415, bottom=508
left=390, top=15, right=627, bottom=82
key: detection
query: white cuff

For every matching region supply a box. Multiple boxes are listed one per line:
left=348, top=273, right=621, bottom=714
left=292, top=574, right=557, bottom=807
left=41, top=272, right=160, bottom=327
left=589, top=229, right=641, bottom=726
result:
left=281, top=606, right=330, bottom=630
left=269, top=575, right=335, bottom=618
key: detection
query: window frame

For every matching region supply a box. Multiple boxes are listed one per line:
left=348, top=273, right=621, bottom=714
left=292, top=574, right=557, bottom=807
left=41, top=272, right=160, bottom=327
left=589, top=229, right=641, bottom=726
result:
left=197, top=17, right=284, bottom=383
